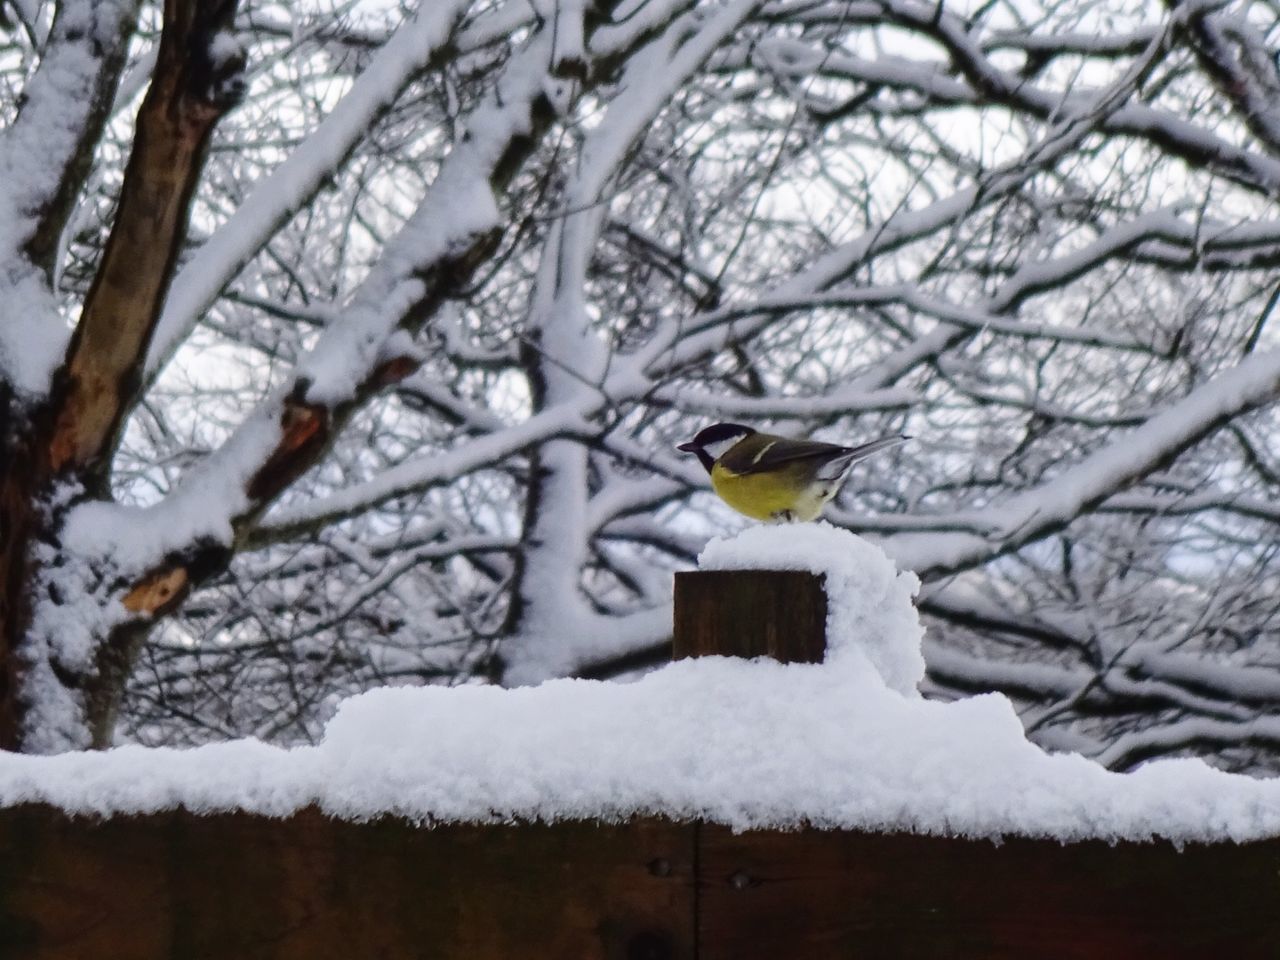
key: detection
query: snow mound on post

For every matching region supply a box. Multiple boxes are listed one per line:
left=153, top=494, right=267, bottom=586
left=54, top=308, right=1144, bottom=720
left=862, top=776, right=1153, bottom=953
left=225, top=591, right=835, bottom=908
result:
left=3, top=524, right=1280, bottom=841
left=698, top=522, right=925, bottom=696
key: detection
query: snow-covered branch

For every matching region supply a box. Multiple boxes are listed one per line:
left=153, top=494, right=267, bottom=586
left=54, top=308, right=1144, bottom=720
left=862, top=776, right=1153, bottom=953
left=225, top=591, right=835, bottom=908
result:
left=882, top=349, right=1280, bottom=578
left=0, top=0, right=139, bottom=396
left=146, top=0, right=477, bottom=380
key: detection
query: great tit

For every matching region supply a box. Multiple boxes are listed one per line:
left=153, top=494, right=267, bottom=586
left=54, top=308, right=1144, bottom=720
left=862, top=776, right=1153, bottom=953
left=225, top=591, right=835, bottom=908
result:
left=677, top=422, right=907, bottom=522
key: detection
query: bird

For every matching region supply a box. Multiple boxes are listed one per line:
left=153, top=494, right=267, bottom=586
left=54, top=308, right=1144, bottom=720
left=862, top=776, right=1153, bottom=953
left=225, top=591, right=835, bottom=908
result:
left=676, top=422, right=908, bottom=522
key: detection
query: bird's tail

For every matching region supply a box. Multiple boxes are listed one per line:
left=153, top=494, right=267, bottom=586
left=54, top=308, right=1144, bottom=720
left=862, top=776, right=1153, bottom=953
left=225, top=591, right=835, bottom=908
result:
left=816, top=434, right=909, bottom=482
left=840, top=434, right=910, bottom=461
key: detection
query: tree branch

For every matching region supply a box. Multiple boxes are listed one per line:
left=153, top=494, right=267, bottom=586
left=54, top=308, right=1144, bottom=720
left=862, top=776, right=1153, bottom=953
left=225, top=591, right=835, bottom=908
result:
left=45, top=0, right=245, bottom=480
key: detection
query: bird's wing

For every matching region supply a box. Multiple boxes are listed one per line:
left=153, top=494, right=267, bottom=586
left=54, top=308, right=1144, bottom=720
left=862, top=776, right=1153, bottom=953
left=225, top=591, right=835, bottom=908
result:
left=720, top=434, right=904, bottom=476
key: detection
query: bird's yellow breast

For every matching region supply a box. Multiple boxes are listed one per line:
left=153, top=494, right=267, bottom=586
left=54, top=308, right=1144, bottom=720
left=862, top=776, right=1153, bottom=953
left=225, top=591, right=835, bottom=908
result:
left=709, top=462, right=829, bottom=522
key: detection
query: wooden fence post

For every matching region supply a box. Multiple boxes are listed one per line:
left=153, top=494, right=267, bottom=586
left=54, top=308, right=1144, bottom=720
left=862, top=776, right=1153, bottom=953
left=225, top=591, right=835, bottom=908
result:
left=672, top=570, right=827, bottom=663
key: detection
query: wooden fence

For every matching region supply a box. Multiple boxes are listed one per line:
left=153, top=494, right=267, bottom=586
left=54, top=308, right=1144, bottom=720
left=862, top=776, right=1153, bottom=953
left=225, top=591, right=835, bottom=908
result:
left=1, top=571, right=1277, bottom=958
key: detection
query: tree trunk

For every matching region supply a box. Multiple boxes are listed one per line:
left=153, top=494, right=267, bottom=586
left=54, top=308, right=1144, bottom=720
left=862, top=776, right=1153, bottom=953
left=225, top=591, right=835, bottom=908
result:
left=0, top=0, right=244, bottom=752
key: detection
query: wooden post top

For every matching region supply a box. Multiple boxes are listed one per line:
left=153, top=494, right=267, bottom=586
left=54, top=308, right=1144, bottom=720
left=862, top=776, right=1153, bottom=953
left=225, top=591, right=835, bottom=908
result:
left=672, top=570, right=827, bottom=664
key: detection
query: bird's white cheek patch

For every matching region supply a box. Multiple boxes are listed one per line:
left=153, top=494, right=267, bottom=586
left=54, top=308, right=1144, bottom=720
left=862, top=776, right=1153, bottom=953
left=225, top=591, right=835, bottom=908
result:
left=702, top=436, right=746, bottom=460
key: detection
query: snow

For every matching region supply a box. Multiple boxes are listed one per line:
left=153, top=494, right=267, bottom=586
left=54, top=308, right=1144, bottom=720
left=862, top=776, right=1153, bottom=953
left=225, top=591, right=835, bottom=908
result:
left=62, top=409, right=279, bottom=574
left=0, top=0, right=137, bottom=396
left=20, top=409, right=281, bottom=755
left=0, top=274, right=66, bottom=397
left=206, top=31, right=243, bottom=71
left=4, top=523, right=1280, bottom=841
left=699, top=523, right=925, bottom=697
left=21, top=541, right=128, bottom=755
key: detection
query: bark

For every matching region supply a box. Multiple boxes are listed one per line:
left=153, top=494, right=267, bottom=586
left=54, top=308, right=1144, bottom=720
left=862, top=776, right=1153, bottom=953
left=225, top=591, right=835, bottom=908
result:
left=48, top=0, right=245, bottom=482
left=0, top=427, right=41, bottom=750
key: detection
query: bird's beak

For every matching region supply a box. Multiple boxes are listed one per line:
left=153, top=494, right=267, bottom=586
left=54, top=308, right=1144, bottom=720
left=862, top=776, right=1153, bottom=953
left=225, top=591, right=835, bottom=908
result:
left=676, top=441, right=698, bottom=454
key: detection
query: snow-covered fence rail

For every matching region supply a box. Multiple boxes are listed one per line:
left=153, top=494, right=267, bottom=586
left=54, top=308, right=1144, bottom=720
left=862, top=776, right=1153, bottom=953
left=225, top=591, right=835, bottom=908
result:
left=2, top=526, right=1280, bottom=957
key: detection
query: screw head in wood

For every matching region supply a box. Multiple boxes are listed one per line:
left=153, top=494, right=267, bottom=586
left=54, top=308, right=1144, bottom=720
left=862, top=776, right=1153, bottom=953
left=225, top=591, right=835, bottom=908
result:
left=647, top=857, right=673, bottom=877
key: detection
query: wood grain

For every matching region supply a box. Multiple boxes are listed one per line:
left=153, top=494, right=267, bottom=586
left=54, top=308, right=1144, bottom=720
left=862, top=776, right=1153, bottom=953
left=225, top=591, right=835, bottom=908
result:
left=673, top=570, right=827, bottom=663
left=698, top=825, right=1280, bottom=959
left=2, top=808, right=1279, bottom=957
left=0, top=807, right=694, bottom=960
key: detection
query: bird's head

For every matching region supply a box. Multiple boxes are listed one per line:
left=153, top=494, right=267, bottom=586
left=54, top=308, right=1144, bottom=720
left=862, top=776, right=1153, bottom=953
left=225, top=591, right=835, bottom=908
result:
left=677, top=422, right=756, bottom=473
